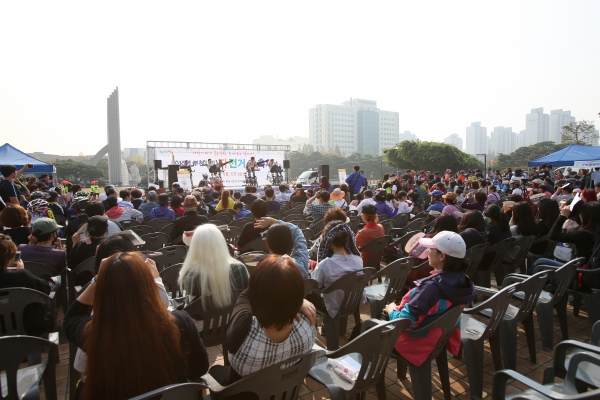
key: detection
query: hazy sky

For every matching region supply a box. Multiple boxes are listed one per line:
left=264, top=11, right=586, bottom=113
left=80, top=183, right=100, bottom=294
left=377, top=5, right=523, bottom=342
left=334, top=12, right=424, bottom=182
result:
left=1, top=1, right=599, bottom=156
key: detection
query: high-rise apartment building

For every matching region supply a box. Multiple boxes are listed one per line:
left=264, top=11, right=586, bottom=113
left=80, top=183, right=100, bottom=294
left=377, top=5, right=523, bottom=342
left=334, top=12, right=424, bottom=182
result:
left=516, top=130, right=526, bottom=149
left=524, top=108, right=550, bottom=146
left=443, top=133, right=463, bottom=150
left=308, top=98, right=399, bottom=155
left=398, top=131, right=418, bottom=143
left=107, top=88, right=124, bottom=185
left=465, top=122, right=488, bottom=155
left=490, top=127, right=517, bottom=155
left=549, top=109, right=576, bottom=144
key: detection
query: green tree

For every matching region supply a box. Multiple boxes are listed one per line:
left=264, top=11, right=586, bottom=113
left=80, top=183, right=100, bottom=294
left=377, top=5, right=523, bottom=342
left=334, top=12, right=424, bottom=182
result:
left=55, top=161, right=105, bottom=183
left=561, top=120, right=598, bottom=145
left=383, top=141, right=484, bottom=172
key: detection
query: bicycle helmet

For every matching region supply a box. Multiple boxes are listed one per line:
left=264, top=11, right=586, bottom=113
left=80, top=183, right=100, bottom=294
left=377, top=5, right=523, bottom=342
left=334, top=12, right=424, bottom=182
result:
left=29, top=191, right=49, bottom=200
left=27, top=198, right=49, bottom=213
left=71, top=196, right=90, bottom=210
left=74, top=191, right=89, bottom=198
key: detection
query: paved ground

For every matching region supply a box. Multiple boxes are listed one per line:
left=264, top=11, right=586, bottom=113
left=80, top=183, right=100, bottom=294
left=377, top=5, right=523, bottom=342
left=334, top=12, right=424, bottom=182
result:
left=43, top=295, right=593, bottom=399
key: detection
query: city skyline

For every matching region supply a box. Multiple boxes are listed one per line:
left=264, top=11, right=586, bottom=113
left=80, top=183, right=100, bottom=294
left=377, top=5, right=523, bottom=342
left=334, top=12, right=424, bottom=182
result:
left=1, top=1, right=599, bottom=156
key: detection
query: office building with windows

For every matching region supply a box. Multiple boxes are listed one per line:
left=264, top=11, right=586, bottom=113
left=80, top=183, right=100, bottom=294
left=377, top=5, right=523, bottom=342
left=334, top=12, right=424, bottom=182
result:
left=524, top=107, right=550, bottom=146
left=549, top=109, right=576, bottom=144
left=308, top=98, right=399, bottom=155
left=465, top=122, right=488, bottom=156
left=443, top=133, right=463, bottom=150
left=490, top=126, right=517, bottom=155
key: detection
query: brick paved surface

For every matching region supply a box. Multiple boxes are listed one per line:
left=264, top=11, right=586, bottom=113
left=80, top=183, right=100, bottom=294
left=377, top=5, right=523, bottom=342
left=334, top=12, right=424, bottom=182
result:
left=42, top=296, right=592, bottom=399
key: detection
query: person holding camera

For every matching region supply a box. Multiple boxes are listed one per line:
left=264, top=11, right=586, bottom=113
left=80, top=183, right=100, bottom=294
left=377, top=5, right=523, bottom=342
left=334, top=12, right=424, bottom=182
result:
left=0, top=164, right=33, bottom=210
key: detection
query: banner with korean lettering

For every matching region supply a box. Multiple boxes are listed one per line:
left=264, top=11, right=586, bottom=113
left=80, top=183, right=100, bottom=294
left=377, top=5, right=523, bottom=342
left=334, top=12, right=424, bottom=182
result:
left=573, top=160, right=600, bottom=169
left=154, top=148, right=286, bottom=187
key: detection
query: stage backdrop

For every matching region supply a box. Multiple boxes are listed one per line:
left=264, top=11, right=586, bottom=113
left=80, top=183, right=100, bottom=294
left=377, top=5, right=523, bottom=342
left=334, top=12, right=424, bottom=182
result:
left=154, top=148, right=286, bottom=187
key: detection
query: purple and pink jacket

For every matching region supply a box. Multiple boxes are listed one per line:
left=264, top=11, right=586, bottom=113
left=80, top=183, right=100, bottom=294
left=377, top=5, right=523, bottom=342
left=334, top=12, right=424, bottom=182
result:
left=389, top=270, right=476, bottom=366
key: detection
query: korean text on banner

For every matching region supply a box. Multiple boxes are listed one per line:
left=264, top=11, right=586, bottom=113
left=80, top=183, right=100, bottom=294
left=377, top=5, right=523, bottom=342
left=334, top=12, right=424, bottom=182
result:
left=574, top=160, right=600, bottom=169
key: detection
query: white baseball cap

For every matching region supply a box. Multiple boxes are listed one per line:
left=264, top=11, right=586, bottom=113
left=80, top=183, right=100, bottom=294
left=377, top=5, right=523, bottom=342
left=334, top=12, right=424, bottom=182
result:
left=418, top=231, right=466, bottom=259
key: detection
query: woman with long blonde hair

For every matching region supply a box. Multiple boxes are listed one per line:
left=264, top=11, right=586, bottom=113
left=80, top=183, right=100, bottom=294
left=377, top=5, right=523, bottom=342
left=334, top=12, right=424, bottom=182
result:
left=64, top=252, right=208, bottom=399
left=178, top=224, right=249, bottom=308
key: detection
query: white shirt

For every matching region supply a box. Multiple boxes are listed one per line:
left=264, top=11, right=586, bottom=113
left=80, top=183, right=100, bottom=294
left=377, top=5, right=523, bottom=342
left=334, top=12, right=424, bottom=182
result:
left=511, top=188, right=523, bottom=196
left=312, top=253, right=365, bottom=317
left=356, top=198, right=376, bottom=213
left=592, top=171, right=600, bottom=184
left=396, top=200, right=414, bottom=214
left=275, top=192, right=291, bottom=202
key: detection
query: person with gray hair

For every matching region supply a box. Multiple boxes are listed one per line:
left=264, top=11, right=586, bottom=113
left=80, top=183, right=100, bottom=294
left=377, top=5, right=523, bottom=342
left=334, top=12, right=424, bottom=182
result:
left=139, top=191, right=159, bottom=217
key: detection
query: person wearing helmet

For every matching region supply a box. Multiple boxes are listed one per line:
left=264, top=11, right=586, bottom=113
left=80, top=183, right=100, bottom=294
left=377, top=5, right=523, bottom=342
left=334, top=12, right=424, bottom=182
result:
left=47, top=191, right=65, bottom=219
left=67, top=192, right=90, bottom=221
left=27, top=198, right=53, bottom=224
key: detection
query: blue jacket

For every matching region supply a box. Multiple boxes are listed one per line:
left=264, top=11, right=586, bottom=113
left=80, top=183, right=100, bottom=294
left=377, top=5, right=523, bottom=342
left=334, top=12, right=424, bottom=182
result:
left=150, top=205, right=175, bottom=222
left=345, top=172, right=366, bottom=194
left=426, top=201, right=445, bottom=213
left=375, top=200, right=398, bottom=217
left=277, top=220, right=309, bottom=278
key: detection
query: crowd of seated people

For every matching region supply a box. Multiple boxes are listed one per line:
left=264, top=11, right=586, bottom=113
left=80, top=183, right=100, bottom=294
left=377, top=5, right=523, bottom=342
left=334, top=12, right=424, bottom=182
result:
left=3, top=161, right=600, bottom=398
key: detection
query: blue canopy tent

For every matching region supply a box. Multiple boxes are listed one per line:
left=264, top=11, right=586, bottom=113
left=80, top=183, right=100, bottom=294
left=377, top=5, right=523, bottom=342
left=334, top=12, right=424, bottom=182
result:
left=0, top=143, right=56, bottom=174
left=527, top=144, right=600, bottom=167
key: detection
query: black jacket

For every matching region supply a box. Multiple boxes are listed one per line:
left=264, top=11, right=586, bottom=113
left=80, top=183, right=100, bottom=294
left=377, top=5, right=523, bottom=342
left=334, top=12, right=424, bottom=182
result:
left=169, top=212, right=210, bottom=242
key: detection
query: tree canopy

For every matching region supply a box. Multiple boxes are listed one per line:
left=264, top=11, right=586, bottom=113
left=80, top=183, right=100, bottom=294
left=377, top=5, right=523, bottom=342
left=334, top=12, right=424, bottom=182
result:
left=490, top=141, right=568, bottom=170
left=54, top=161, right=105, bottom=183
left=287, top=150, right=395, bottom=182
left=561, top=120, right=598, bottom=145
left=383, top=141, right=484, bottom=172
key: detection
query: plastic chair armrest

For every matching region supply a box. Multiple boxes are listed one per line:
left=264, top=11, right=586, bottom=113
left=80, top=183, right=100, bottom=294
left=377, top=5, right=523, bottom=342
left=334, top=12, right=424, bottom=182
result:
left=551, top=340, right=600, bottom=379
left=502, top=273, right=528, bottom=286
left=49, top=332, right=59, bottom=345
left=577, top=268, right=600, bottom=275
left=533, top=264, right=561, bottom=274
left=475, top=285, right=498, bottom=298
left=493, top=369, right=561, bottom=399
left=200, top=372, right=227, bottom=392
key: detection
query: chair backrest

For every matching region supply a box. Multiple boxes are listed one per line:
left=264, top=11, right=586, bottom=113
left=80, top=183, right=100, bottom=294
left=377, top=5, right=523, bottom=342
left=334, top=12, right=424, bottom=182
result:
left=0, top=288, right=55, bottom=336
left=325, top=319, right=409, bottom=394
left=131, top=224, right=156, bottom=237
left=381, top=219, right=394, bottom=236
left=373, top=257, right=414, bottom=303
left=283, top=207, right=304, bottom=218
left=309, top=218, right=325, bottom=235
left=230, top=218, right=252, bottom=230
left=119, top=219, right=141, bottom=229
left=360, top=236, right=392, bottom=271
left=538, top=257, right=583, bottom=305
left=23, top=261, right=59, bottom=281
left=510, top=235, right=536, bottom=272
left=267, top=211, right=283, bottom=220
left=302, top=228, right=313, bottom=242
left=159, top=263, right=183, bottom=299
left=153, top=245, right=187, bottom=271
left=210, top=349, right=321, bottom=400
left=0, top=335, right=58, bottom=400
left=409, top=305, right=463, bottom=364
left=239, top=237, right=268, bottom=253
left=159, top=223, right=174, bottom=235
left=147, top=218, right=173, bottom=232
left=479, top=237, right=514, bottom=272
left=71, top=256, right=97, bottom=288
left=348, top=215, right=360, bottom=233
left=404, top=218, right=426, bottom=233
left=377, top=214, right=389, bottom=222
left=139, top=232, right=170, bottom=251
left=394, top=231, right=422, bottom=257
left=303, top=278, right=318, bottom=297
left=220, top=226, right=242, bottom=246
left=503, top=270, right=554, bottom=323
left=323, top=268, right=376, bottom=319
left=463, top=283, right=520, bottom=342
left=211, top=213, right=232, bottom=225
left=463, top=242, right=490, bottom=278
left=129, top=383, right=205, bottom=400
left=184, top=289, right=243, bottom=347
left=391, top=213, right=410, bottom=229
left=289, top=219, right=307, bottom=229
